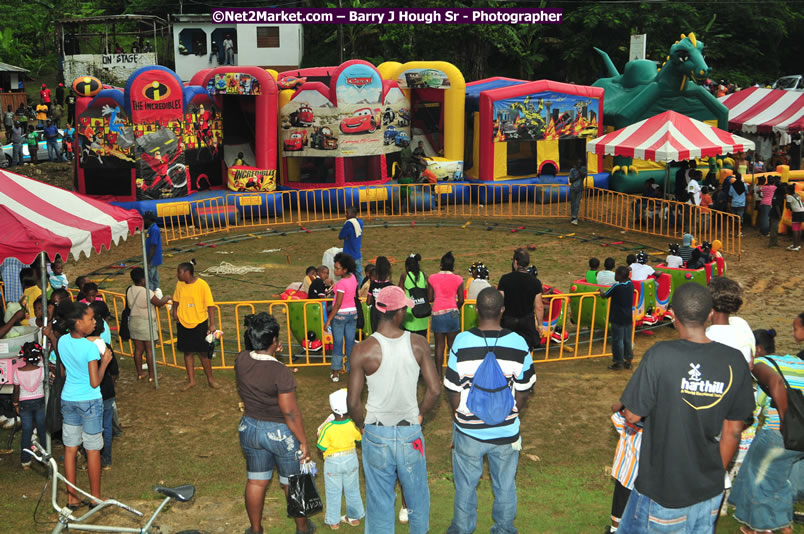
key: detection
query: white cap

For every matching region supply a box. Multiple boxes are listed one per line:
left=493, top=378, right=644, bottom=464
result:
left=329, top=388, right=348, bottom=416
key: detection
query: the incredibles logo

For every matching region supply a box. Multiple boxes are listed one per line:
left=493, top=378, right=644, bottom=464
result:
left=72, top=76, right=102, bottom=97
left=142, top=80, right=172, bottom=102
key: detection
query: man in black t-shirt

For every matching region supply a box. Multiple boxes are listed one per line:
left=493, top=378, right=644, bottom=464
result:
left=497, top=248, right=543, bottom=349
left=617, top=283, right=754, bottom=533
left=769, top=176, right=786, bottom=247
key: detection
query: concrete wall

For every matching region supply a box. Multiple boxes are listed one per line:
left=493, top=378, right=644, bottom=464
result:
left=172, top=20, right=302, bottom=82
left=63, top=53, right=156, bottom=87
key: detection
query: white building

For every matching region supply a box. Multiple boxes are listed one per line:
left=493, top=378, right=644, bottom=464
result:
left=171, top=15, right=303, bottom=82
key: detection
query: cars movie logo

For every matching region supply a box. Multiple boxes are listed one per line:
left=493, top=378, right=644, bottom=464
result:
left=346, top=76, right=373, bottom=89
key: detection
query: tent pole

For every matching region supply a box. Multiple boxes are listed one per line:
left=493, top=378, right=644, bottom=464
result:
left=40, top=252, right=52, bottom=453
left=664, top=164, right=670, bottom=199
left=140, top=230, right=159, bottom=389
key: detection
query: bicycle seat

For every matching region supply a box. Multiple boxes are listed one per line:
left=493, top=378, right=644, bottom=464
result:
left=154, top=484, right=195, bottom=502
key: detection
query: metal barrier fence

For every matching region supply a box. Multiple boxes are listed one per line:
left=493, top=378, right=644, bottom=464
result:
left=583, top=187, right=742, bottom=257
left=157, top=183, right=740, bottom=258
left=95, top=289, right=622, bottom=370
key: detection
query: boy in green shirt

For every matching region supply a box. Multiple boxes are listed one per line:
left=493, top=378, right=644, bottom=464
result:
left=26, top=126, right=38, bottom=165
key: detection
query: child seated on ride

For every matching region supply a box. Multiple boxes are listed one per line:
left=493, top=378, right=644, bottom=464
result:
left=628, top=251, right=655, bottom=282
left=665, top=243, right=683, bottom=268
left=78, top=282, right=103, bottom=304
left=316, top=388, right=365, bottom=529
left=13, top=341, right=46, bottom=469
left=466, top=261, right=491, bottom=300
left=686, top=248, right=706, bottom=270
left=357, top=264, right=374, bottom=299
left=596, top=258, right=616, bottom=286
left=679, top=233, right=695, bottom=264
left=607, top=400, right=643, bottom=533
left=301, top=266, right=317, bottom=294
left=48, top=257, right=69, bottom=290
left=309, top=265, right=332, bottom=300
left=586, top=257, right=600, bottom=283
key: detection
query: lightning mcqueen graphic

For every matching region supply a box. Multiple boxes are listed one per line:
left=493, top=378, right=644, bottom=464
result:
left=339, top=107, right=380, bottom=134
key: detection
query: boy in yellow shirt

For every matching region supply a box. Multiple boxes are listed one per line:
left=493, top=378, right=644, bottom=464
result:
left=317, top=388, right=365, bottom=529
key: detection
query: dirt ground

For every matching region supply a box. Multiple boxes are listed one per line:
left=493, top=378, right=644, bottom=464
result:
left=2, top=169, right=803, bottom=532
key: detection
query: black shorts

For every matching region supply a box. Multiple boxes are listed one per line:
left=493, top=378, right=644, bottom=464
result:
left=611, top=479, right=631, bottom=521
left=792, top=211, right=804, bottom=223
left=177, top=320, right=211, bottom=355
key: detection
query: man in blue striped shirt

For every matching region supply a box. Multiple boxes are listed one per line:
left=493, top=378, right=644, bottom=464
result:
left=444, top=287, right=536, bottom=534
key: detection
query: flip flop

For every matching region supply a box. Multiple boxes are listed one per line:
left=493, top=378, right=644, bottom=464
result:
left=341, top=516, right=360, bottom=526
left=66, top=499, right=92, bottom=511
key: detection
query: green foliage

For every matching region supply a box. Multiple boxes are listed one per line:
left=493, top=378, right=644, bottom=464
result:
left=0, top=0, right=803, bottom=88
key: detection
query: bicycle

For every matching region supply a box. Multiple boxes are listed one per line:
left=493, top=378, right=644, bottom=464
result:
left=24, top=438, right=201, bottom=534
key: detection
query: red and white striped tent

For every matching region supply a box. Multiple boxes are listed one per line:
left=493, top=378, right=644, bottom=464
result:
left=718, top=87, right=804, bottom=134
left=586, top=110, right=754, bottom=163
left=0, top=169, right=143, bottom=264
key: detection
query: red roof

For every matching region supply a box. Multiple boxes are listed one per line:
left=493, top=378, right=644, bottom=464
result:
left=586, top=110, right=754, bottom=163
left=718, top=87, right=804, bottom=134
left=0, top=169, right=143, bottom=264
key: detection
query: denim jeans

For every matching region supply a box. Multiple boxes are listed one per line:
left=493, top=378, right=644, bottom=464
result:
left=19, top=398, right=46, bottom=464
left=11, top=142, right=23, bottom=166
left=362, top=424, right=430, bottom=534
left=569, top=186, right=583, bottom=220
left=238, top=416, right=301, bottom=485
left=730, top=206, right=745, bottom=224
left=447, top=426, right=520, bottom=534
left=147, top=263, right=160, bottom=290
left=331, top=312, right=357, bottom=372
left=101, top=397, right=114, bottom=465
left=46, top=139, right=64, bottom=162
left=610, top=323, right=633, bottom=363
left=769, top=215, right=780, bottom=246
left=759, top=204, right=772, bottom=235
left=353, top=257, right=363, bottom=288
left=618, top=487, right=721, bottom=533
left=324, top=452, right=365, bottom=526
left=225, top=48, right=235, bottom=65
left=729, top=428, right=804, bottom=531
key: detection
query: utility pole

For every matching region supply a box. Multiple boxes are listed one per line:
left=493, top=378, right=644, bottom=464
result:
left=338, top=0, right=343, bottom=63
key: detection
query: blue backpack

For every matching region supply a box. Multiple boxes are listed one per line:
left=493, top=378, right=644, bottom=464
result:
left=466, top=331, right=514, bottom=426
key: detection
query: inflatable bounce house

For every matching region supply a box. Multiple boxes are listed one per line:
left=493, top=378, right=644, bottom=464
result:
left=464, top=78, right=605, bottom=185
left=73, top=66, right=279, bottom=210
left=592, top=33, right=730, bottom=192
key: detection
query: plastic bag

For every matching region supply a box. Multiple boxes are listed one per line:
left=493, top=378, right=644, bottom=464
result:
left=286, top=462, right=323, bottom=518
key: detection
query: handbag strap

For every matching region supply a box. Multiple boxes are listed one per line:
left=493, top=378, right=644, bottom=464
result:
left=763, top=357, right=792, bottom=390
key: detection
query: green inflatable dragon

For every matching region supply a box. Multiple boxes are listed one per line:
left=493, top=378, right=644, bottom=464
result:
left=593, top=33, right=730, bottom=192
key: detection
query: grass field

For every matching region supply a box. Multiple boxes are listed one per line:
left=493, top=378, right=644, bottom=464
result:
left=2, top=216, right=802, bottom=533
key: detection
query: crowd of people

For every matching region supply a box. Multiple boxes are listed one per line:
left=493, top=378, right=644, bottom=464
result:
left=3, top=82, right=77, bottom=166
left=3, top=202, right=804, bottom=533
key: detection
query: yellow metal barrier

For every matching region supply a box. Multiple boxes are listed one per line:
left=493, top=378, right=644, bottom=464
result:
left=95, top=289, right=627, bottom=370
left=161, top=183, right=740, bottom=259
left=583, top=187, right=741, bottom=257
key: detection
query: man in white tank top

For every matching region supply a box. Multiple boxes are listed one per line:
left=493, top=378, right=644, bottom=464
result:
left=347, top=286, right=441, bottom=534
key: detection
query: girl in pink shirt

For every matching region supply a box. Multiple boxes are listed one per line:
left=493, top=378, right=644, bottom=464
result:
left=427, top=251, right=464, bottom=376
left=324, top=252, right=358, bottom=382
left=759, top=177, right=777, bottom=236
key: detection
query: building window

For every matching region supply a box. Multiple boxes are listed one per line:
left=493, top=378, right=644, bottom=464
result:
left=256, top=27, right=280, bottom=48
left=178, top=28, right=206, bottom=55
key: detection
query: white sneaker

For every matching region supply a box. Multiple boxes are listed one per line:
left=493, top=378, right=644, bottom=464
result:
left=571, top=219, right=579, bottom=225
left=792, top=246, right=801, bottom=252
left=398, top=508, right=408, bottom=524
left=3, top=416, right=18, bottom=429
left=0, top=415, right=8, bottom=426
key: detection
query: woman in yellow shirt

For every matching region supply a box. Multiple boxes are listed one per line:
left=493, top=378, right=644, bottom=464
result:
left=35, top=101, right=48, bottom=128
left=172, top=262, right=219, bottom=390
